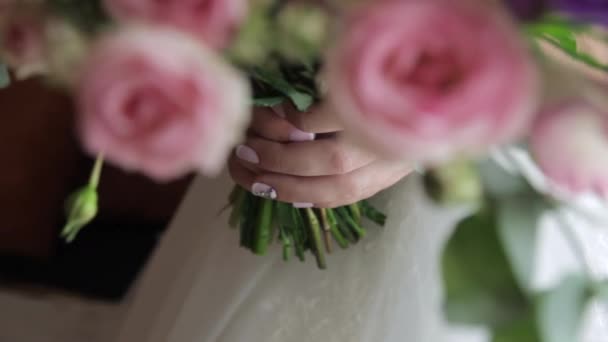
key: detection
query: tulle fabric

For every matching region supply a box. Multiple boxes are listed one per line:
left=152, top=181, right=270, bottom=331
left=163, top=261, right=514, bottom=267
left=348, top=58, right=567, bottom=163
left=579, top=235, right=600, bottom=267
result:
left=118, top=171, right=607, bottom=342
left=122, top=174, right=481, bottom=342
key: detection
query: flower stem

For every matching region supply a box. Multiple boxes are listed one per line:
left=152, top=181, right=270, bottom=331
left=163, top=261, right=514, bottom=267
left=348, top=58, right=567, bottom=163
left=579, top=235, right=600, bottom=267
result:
left=88, top=153, right=104, bottom=189
left=320, top=208, right=332, bottom=254
left=349, top=203, right=361, bottom=224
left=253, top=199, right=275, bottom=255
left=326, top=209, right=348, bottom=249
left=305, top=208, right=326, bottom=269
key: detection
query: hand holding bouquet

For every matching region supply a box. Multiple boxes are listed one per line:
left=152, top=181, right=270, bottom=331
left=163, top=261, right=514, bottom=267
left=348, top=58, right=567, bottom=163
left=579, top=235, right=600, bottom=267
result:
left=2, top=0, right=608, bottom=340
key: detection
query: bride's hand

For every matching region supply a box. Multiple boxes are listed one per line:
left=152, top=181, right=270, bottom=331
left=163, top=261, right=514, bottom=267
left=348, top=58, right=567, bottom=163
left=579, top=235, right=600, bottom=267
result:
left=228, top=105, right=412, bottom=208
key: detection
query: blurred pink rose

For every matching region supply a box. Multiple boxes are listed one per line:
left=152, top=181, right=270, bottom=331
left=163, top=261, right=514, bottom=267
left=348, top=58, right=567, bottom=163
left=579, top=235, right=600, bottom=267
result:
left=531, top=101, right=608, bottom=196
left=327, top=0, right=539, bottom=163
left=103, top=0, right=247, bottom=49
left=77, top=28, right=251, bottom=181
left=0, top=7, right=48, bottom=79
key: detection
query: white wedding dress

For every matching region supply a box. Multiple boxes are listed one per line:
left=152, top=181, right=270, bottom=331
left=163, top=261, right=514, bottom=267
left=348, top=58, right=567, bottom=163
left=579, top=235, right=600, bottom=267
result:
left=116, top=171, right=608, bottom=342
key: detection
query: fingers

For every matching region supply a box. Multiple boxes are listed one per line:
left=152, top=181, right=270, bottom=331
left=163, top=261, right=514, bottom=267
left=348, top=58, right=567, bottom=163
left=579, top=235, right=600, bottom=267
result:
left=283, top=103, right=343, bottom=134
left=249, top=107, right=316, bottom=142
left=235, top=136, right=375, bottom=177
left=229, top=156, right=411, bottom=208
left=231, top=102, right=409, bottom=208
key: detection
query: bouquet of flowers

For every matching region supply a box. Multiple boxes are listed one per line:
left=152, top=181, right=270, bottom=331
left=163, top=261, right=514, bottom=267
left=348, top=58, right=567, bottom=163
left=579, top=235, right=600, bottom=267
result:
left=2, top=0, right=608, bottom=340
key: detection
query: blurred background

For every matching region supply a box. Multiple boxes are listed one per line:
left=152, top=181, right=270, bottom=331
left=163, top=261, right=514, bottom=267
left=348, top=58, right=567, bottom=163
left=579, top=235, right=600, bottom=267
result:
left=0, top=76, right=192, bottom=300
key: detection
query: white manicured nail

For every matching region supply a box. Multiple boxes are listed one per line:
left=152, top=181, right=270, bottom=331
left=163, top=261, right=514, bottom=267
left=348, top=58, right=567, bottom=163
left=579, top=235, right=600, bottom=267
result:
left=252, top=183, right=277, bottom=200
left=293, top=202, right=314, bottom=208
left=236, top=145, right=259, bottom=164
left=289, top=129, right=316, bottom=142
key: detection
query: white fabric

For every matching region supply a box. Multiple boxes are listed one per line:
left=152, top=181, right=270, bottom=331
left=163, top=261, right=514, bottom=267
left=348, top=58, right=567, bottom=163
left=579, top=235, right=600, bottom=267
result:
left=117, top=174, right=485, bottom=342
left=117, top=172, right=607, bottom=342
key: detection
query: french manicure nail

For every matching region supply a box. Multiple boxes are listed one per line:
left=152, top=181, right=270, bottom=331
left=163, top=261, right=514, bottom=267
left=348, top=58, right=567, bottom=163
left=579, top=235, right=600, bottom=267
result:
left=252, top=183, right=277, bottom=200
left=271, top=105, right=286, bottom=118
left=289, top=129, right=316, bottom=142
left=293, top=202, right=314, bottom=208
left=236, top=145, right=260, bottom=164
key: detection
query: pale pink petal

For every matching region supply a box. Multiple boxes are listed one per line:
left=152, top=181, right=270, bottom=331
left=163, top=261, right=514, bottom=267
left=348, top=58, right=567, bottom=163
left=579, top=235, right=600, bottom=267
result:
left=327, top=0, right=539, bottom=163
left=77, top=28, right=251, bottom=182
left=531, top=101, right=608, bottom=197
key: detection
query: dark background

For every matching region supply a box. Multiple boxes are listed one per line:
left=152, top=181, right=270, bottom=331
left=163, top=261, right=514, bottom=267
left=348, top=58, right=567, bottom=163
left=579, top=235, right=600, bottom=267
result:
left=0, top=78, right=192, bottom=301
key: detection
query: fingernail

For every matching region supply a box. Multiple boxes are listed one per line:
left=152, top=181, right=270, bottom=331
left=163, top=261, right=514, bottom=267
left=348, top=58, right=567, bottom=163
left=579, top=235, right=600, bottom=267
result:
left=252, top=183, right=277, bottom=200
left=293, top=202, right=314, bottom=208
left=289, top=129, right=316, bottom=142
left=236, top=145, right=259, bottom=164
left=271, top=105, right=286, bottom=118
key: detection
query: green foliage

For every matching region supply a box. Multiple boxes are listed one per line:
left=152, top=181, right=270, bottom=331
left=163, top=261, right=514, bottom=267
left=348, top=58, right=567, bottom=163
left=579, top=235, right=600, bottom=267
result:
left=477, top=158, right=533, bottom=198
left=442, top=210, right=530, bottom=328
left=232, top=0, right=323, bottom=112
left=229, top=0, right=327, bottom=68
left=46, top=0, right=109, bottom=33
left=441, top=158, right=597, bottom=342
left=535, top=275, right=591, bottom=342
left=250, top=66, right=316, bottom=111
left=252, top=96, right=285, bottom=107
left=360, top=200, right=387, bottom=226
left=594, top=280, right=608, bottom=301
left=228, top=1, right=276, bottom=66
left=229, top=185, right=385, bottom=269
left=497, top=195, right=548, bottom=292
left=526, top=16, right=608, bottom=72
left=492, top=312, right=541, bottom=342
left=275, top=2, right=330, bottom=66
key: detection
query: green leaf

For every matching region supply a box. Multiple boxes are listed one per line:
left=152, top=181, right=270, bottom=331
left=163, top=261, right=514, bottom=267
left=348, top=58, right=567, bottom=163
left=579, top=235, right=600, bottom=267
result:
left=492, top=311, right=541, bottom=342
left=536, top=274, right=590, bottom=342
left=442, top=211, right=529, bottom=327
left=477, top=159, right=532, bottom=197
left=226, top=2, right=275, bottom=66
left=47, top=0, right=109, bottom=33
left=251, top=67, right=314, bottom=111
left=497, top=195, right=548, bottom=292
left=593, top=280, right=608, bottom=301
left=0, top=64, right=10, bottom=88
left=275, top=2, right=329, bottom=66
left=253, top=96, right=286, bottom=107
left=526, top=18, right=608, bottom=72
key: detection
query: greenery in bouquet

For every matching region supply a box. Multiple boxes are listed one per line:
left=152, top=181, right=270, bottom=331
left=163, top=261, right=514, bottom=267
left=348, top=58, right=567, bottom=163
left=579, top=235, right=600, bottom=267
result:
left=2, top=0, right=608, bottom=341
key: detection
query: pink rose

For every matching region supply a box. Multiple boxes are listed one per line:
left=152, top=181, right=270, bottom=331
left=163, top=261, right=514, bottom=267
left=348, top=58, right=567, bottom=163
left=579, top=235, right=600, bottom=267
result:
left=0, top=6, right=47, bottom=79
left=531, top=101, right=608, bottom=196
left=326, top=0, right=539, bottom=163
left=103, top=0, right=247, bottom=49
left=77, top=28, right=251, bottom=181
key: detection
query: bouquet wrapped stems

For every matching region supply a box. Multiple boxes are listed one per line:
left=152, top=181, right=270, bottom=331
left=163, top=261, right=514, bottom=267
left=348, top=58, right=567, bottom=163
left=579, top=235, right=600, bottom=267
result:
left=228, top=186, right=386, bottom=269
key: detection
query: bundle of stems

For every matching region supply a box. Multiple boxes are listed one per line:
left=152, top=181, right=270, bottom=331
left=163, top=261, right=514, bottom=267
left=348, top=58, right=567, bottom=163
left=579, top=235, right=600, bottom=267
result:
left=228, top=186, right=386, bottom=269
